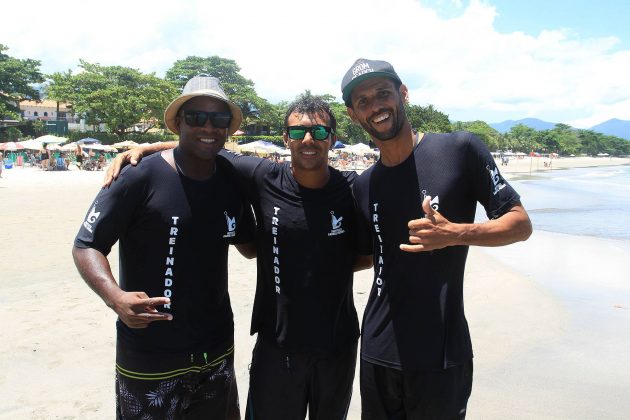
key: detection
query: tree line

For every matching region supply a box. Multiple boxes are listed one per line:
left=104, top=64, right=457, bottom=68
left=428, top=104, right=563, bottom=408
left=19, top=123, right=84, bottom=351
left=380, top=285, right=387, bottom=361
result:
left=1, top=44, right=628, bottom=156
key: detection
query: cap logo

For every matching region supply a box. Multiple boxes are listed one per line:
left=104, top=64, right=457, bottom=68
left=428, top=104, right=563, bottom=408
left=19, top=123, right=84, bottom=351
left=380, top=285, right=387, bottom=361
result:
left=352, top=62, right=373, bottom=80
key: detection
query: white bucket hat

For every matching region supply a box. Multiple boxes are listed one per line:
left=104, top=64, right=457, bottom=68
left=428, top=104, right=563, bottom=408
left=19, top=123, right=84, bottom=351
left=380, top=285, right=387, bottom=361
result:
left=164, top=75, right=243, bottom=135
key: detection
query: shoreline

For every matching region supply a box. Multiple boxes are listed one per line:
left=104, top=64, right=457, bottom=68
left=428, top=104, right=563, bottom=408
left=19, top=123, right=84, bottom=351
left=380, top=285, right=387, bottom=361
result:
left=494, top=155, right=630, bottom=179
left=1, top=159, right=629, bottom=419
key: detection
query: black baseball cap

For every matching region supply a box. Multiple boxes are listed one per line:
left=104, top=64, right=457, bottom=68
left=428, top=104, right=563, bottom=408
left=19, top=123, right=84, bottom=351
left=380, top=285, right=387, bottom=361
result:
left=341, top=58, right=402, bottom=106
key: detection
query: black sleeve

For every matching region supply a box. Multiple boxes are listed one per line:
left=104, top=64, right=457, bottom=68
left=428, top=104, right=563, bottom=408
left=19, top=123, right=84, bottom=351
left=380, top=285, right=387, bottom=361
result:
left=73, top=173, right=144, bottom=256
left=232, top=201, right=256, bottom=245
left=352, top=178, right=374, bottom=256
left=342, top=170, right=372, bottom=256
left=215, top=154, right=258, bottom=245
left=465, top=132, right=521, bottom=219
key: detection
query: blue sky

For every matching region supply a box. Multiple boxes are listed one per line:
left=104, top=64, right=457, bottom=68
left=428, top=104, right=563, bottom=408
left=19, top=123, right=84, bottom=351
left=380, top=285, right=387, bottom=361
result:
left=426, top=0, right=630, bottom=49
left=490, top=0, right=630, bottom=49
left=3, top=0, right=630, bottom=128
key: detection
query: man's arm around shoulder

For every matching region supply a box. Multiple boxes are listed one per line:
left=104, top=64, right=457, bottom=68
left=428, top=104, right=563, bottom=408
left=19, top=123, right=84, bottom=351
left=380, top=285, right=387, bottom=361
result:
left=104, top=141, right=177, bottom=187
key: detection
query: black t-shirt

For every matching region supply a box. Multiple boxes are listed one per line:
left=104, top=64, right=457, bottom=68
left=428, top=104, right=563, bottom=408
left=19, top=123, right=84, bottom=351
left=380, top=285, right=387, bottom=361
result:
left=220, top=150, right=364, bottom=353
left=74, top=153, right=255, bottom=355
left=353, top=132, right=521, bottom=371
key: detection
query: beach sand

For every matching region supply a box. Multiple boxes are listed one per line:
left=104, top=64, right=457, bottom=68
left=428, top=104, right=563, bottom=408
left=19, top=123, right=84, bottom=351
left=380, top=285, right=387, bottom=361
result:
left=0, top=156, right=628, bottom=419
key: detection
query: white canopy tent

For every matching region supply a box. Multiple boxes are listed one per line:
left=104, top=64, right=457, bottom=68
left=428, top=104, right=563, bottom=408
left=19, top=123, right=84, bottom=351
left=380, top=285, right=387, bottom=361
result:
left=238, top=140, right=289, bottom=155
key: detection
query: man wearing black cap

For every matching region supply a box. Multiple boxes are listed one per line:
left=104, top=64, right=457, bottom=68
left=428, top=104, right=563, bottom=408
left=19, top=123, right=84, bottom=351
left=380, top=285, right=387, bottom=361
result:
left=341, top=59, right=532, bottom=419
left=73, top=76, right=255, bottom=419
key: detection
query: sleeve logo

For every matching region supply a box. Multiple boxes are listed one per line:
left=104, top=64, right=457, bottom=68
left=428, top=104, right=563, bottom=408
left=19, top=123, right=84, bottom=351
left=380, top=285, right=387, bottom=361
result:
left=82, top=204, right=101, bottom=233
left=223, top=211, right=237, bottom=238
left=487, top=165, right=507, bottom=195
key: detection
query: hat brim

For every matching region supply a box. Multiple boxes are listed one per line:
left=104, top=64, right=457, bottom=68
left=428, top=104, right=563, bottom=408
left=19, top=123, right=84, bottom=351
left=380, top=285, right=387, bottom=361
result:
left=342, top=71, right=402, bottom=106
left=164, top=92, right=243, bottom=135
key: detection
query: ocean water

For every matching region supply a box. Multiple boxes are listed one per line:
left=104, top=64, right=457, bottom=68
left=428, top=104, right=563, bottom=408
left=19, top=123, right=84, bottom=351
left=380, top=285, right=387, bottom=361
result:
left=475, top=164, right=630, bottom=417
left=503, top=164, right=630, bottom=240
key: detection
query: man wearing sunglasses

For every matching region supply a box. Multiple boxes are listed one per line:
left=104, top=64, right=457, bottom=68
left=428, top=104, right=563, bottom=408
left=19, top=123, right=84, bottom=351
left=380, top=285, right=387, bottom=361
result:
left=73, top=76, right=256, bottom=419
left=234, top=95, right=371, bottom=420
left=106, top=93, right=372, bottom=419
left=341, top=59, right=532, bottom=419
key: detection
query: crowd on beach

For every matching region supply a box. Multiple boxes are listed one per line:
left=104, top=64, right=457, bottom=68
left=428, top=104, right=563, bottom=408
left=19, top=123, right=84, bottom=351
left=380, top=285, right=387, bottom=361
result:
left=238, top=149, right=378, bottom=171
left=3, top=147, right=113, bottom=172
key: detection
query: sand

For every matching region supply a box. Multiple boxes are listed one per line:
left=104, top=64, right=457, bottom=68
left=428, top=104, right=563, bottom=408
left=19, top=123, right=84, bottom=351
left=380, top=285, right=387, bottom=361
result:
left=0, top=156, right=628, bottom=419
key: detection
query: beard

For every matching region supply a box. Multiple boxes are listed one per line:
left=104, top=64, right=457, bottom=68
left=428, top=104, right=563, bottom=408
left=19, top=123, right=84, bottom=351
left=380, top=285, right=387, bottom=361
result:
left=359, top=97, right=407, bottom=142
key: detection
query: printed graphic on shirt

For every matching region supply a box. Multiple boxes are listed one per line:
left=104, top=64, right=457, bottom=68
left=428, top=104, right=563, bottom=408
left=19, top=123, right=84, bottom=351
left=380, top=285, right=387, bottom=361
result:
left=328, top=211, right=346, bottom=237
left=83, top=202, right=101, bottom=233
left=163, top=216, right=179, bottom=309
left=420, top=189, right=440, bottom=213
left=271, top=206, right=281, bottom=294
left=371, top=203, right=385, bottom=297
left=487, top=164, right=506, bottom=195
left=223, top=211, right=237, bottom=238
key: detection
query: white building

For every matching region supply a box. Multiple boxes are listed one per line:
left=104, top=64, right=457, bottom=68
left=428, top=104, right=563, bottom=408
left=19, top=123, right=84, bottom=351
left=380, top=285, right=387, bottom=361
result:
left=19, top=99, right=78, bottom=123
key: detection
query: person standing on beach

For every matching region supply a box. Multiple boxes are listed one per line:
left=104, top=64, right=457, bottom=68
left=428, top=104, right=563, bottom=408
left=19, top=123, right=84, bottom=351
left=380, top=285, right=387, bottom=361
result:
left=73, top=76, right=255, bottom=419
left=75, top=144, right=84, bottom=170
left=341, top=58, right=532, bottom=419
left=0, top=152, right=4, bottom=178
left=106, top=93, right=373, bottom=420
left=234, top=94, right=372, bottom=420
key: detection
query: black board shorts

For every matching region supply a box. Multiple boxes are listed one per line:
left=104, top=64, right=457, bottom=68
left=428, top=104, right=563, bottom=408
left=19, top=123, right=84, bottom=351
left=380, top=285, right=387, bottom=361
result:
left=115, top=344, right=240, bottom=420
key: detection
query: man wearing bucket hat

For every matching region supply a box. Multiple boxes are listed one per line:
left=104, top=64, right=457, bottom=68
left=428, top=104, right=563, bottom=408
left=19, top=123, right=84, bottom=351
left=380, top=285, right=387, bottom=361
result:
left=73, top=75, right=255, bottom=419
left=341, top=58, right=532, bottom=419
left=105, top=92, right=373, bottom=419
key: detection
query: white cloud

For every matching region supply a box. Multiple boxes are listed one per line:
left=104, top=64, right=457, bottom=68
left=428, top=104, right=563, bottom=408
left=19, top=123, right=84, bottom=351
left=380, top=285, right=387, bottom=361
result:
left=3, top=0, right=629, bottom=128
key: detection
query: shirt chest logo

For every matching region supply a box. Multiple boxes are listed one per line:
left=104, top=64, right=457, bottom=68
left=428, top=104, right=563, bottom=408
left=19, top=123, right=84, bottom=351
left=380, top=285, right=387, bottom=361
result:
left=421, top=189, right=440, bottom=213
left=328, top=211, right=345, bottom=237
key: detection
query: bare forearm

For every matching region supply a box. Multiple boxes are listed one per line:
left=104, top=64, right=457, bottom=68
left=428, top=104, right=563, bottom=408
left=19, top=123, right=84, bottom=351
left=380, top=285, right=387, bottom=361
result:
left=143, top=141, right=177, bottom=156
left=454, top=205, right=532, bottom=247
left=72, top=246, right=123, bottom=308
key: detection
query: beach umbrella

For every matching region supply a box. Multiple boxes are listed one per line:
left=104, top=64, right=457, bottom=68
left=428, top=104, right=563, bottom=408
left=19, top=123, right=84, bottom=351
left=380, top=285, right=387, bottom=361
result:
left=17, top=139, right=44, bottom=150
left=112, top=140, right=139, bottom=149
left=83, top=143, right=118, bottom=152
left=0, top=142, right=25, bottom=151
left=238, top=140, right=288, bottom=155
left=77, top=137, right=101, bottom=144
left=333, top=140, right=346, bottom=149
left=35, top=134, right=67, bottom=144
left=60, top=142, right=78, bottom=152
